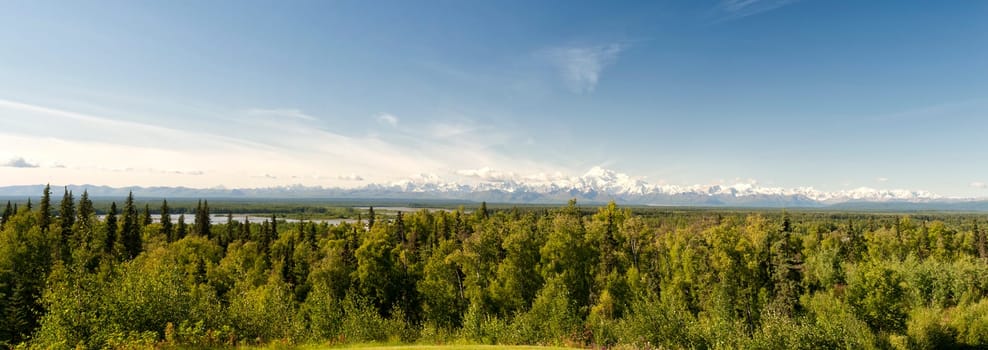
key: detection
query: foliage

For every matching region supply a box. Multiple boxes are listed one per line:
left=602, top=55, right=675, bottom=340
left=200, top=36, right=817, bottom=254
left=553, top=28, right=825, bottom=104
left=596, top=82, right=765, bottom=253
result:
left=4, top=190, right=988, bottom=348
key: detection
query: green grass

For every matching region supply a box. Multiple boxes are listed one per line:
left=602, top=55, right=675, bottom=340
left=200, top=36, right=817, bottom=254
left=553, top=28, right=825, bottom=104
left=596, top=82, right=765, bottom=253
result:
left=249, top=343, right=578, bottom=350
left=328, top=346, right=575, bottom=350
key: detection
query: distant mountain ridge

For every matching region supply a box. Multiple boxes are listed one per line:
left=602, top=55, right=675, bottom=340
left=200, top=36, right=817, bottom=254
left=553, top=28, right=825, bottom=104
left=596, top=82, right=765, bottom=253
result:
left=1, top=167, right=984, bottom=210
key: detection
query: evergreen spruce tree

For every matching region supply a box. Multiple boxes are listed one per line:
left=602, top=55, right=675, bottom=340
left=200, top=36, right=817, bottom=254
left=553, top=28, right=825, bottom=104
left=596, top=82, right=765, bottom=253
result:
left=57, top=188, right=75, bottom=261
left=77, top=190, right=93, bottom=228
left=38, top=184, right=51, bottom=233
left=396, top=211, right=406, bottom=244
left=160, top=200, right=173, bottom=242
left=4, top=281, right=31, bottom=344
left=270, top=213, right=278, bottom=239
left=119, top=192, right=141, bottom=259
left=105, top=202, right=118, bottom=255
left=976, top=220, right=987, bottom=261
left=198, top=200, right=211, bottom=238
left=76, top=190, right=94, bottom=246
left=239, top=218, right=250, bottom=241
left=772, top=213, right=803, bottom=314
left=223, top=212, right=234, bottom=248
left=306, top=221, right=318, bottom=248
left=194, top=200, right=203, bottom=236
left=259, top=220, right=272, bottom=254
left=176, top=214, right=187, bottom=240
left=1, top=200, right=11, bottom=229
left=368, top=206, right=376, bottom=229
left=140, top=203, right=152, bottom=228
left=190, top=199, right=212, bottom=238
left=59, top=187, right=75, bottom=238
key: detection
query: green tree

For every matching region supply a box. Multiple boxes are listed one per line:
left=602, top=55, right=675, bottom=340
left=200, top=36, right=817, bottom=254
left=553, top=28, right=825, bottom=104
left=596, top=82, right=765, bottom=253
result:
left=0, top=205, right=55, bottom=344
left=355, top=223, right=403, bottom=316
left=57, top=188, right=75, bottom=261
left=38, top=184, right=51, bottom=233
left=847, top=261, right=908, bottom=333
left=195, top=200, right=212, bottom=238
left=540, top=201, right=593, bottom=312
left=0, top=201, right=12, bottom=229
left=176, top=214, right=187, bottom=240
left=368, top=206, right=376, bottom=229
left=140, top=203, right=152, bottom=228
left=58, top=187, right=75, bottom=238
left=270, top=213, right=278, bottom=239
left=119, top=192, right=142, bottom=259
left=160, top=199, right=173, bottom=242
left=76, top=190, right=94, bottom=240
left=223, top=212, right=235, bottom=249
left=418, top=238, right=468, bottom=329
left=104, top=202, right=118, bottom=255
left=490, top=214, right=544, bottom=315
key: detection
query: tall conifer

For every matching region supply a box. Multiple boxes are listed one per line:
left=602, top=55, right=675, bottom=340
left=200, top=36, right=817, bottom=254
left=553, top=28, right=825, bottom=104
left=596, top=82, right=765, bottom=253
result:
left=38, top=184, right=51, bottom=233
left=161, top=200, right=172, bottom=242
left=105, top=202, right=118, bottom=255
left=119, top=192, right=141, bottom=259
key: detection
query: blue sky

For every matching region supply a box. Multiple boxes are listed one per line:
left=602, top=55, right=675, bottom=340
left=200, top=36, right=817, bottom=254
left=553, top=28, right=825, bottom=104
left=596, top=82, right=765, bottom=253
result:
left=1, top=0, right=987, bottom=196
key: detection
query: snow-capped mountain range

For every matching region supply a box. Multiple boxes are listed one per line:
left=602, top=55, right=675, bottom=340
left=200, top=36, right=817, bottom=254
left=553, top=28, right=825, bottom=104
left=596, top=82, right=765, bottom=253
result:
left=374, top=166, right=944, bottom=206
left=0, top=167, right=974, bottom=208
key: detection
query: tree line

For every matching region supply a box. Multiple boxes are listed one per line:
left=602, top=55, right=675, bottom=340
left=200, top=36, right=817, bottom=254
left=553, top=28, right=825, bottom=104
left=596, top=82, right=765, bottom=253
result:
left=2, top=185, right=988, bottom=349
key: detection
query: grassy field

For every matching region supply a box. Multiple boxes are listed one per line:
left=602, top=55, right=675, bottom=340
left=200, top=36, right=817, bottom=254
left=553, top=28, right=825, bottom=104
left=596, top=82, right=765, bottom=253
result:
left=332, top=346, right=575, bottom=350
left=303, top=344, right=578, bottom=350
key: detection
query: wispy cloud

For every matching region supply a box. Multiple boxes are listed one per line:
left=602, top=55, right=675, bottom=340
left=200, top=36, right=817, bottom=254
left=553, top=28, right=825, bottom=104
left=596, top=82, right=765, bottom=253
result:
left=430, top=122, right=476, bottom=139
left=456, top=167, right=519, bottom=182
left=337, top=174, right=365, bottom=181
left=245, top=108, right=317, bottom=121
left=972, top=182, right=987, bottom=189
left=377, top=113, right=399, bottom=127
left=876, top=177, right=889, bottom=183
left=541, top=43, right=625, bottom=94
left=0, top=99, right=557, bottom=188
left=2, top=157, right=39, bottom=168
left=715, top=0, right=800, bottom=21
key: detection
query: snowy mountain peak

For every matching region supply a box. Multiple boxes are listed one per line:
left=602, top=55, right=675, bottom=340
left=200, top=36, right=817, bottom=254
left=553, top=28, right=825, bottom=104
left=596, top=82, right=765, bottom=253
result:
left=438, top=167, right=947, bottom=204
left=0, top=167, right=955, bottom=207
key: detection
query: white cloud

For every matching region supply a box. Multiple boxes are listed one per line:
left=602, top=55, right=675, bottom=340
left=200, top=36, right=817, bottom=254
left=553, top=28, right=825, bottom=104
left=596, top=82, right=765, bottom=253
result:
left=245, top=108, right=317, bottom=121
left=430, top=122, right=475, bottom=139
left=971, top=182, right=987, bottom=189
left=377, top=113, right=399, bottom=127
left=456, top=167, right=519, bottom=182
left=166, top=169, right=205, bottom=176
left=715, top=0, right=799, bottom=20
left=541, top=43, right=624, bottom=94
left=877, top=177, right=889, bottom=183
left=337, top=174, right=365, bottom=181
left=0, top=99, right=556, bottom=189
left=2, top=157, right=39, bottom=168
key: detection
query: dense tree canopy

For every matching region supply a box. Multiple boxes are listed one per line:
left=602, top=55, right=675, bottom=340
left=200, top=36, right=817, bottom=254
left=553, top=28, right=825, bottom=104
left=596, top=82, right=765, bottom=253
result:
left=2, top=189, right=988, bottom=349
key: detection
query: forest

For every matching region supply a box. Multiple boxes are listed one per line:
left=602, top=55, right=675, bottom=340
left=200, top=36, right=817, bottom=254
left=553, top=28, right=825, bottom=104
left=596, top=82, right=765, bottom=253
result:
left=3, top=185, right=988, bottom=349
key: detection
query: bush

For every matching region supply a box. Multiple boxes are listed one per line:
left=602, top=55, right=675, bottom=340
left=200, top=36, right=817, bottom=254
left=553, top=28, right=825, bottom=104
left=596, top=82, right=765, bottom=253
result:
left=802, top=293, right=877, bottom=349
left=227, top=276, right=300, bottom=343
left=458, top=302, right=508, bottom=344
left=617, top=291, right=698, bottom=349
left=904, top=307, right=956, bottom=349
left=845, top=261, right=908, bottom=333
left=948, top=299, right=988, bottom=346
left=338, top=294, right=389, bottom=343
left=299, top=285, right=344, bottom=342
left=505, top=277, right=580, bottom=345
